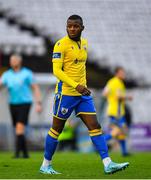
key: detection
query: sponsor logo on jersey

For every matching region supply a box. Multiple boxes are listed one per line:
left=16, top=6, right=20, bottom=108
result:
left=74, top=59, right=85, bottom=64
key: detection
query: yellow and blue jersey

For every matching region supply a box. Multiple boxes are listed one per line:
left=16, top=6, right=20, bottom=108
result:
left=52, top=36, right=88, bottom=96
left=105, top=77, right=126, bottom=118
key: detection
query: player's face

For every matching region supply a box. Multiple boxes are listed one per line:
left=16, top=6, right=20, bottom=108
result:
left=10, top=56, right=22, bottom=70
left=67, top=19, right=84, bottom=40
left=118, top=69, right=126, bottom=80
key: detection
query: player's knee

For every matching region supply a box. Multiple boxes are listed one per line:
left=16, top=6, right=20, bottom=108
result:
left=112, top=127, right=126, bottom=139
left=51, top=125, right=64, bottom=134
left=117, top=133, right=126, bottom=140
left=52, top=117, right=66, bottom=133
left=16, top=122, right=25, bottom=134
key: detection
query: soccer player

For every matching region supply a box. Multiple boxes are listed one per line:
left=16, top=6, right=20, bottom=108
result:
left=0, top=54, right=42, bottom=158
left=40, top=15, right=129, bottom=175
left=102, top=67, right=132, bottom=156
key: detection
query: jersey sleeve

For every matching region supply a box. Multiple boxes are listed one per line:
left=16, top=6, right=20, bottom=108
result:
left=52, top=41, right=65, bottom=63
left=27, top=70, right=36, bottom=85
left=53, top=62, right=78, bottom=88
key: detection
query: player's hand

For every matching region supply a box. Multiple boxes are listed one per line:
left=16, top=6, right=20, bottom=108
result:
left=127, top=95, right=133, bottom=101
left=35, top=103, right=42, bottom=113
left=76, top=84, right=91, bottom=96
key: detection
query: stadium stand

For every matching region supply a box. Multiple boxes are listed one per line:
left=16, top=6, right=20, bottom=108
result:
left=129, top=88, right=151, bottom=123
left=0, top=19, right=45, bottom=55
left=0, top=0, right=150, bottom=84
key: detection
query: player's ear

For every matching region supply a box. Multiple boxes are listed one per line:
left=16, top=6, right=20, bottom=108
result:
left=81, top=25, right=84, bottom=31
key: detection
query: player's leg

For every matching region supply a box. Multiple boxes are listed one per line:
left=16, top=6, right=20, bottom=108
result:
left=76, top=96, right=110, bottom=163
left=79, top=114, right=129, bottom=174
left=79, top=114, right=110, bottom=160
left=106, top=116, right=129, bottom=156
left=43, top=117, right=66, bottom=164
left=117, top=117, right=129, bottom=156
left=9, top=105, right=20, bottom=158
left=76, top=96, right=129, bottom=174
left=9, top=104, right=30, bottom=158
left=15, top=122, right=26, bottom=157
left=104, top=116, right=129, bottom=156
left=104, top=116, right=119, bottom=141
left=17, top=104, right=31, bottom=158
left=118, top=133, right=128, bottom=156
left=104, top=124, right=122, bottom=142
left=40, top=95, right=78, bottom=174
left=40, top=116, right=66, bottom=174
left=104, top=123, right=126, bottom=154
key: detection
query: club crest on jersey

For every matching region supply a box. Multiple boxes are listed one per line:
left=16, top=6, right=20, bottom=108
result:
left=52, top=53, right=61, bottom=59
left=61, top=107, right=68, bottom=115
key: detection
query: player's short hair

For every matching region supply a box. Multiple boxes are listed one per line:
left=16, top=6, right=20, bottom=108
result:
left=115, top=66, right=124, bottom=74
left=10, top=54, right=22, bottom=61
left=67, top=14, right=83, bottom=25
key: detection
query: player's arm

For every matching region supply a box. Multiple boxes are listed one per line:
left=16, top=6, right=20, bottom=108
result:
left=31, top=84, right=42, bottom=113
left=31, top=84, right=42, bottom=104
left=0, top=74, right=6, bottom=90
left=27, top=71, right=42, bottom=113
left=52, top=41, right=78, bottom=87
left=53, top=62, right=78, bottom=88
left=102, top=86, right=110, bottom=98
left=53, top=62, right=91, bottom=95
left=0, top=78, right=3, bottom=89
left=117, top=90, right=133, bottom=101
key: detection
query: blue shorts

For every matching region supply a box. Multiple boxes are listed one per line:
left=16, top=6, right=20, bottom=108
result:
left=53, top=94, right=96, bottom=120
left=109, top=116, right=126, bottom=128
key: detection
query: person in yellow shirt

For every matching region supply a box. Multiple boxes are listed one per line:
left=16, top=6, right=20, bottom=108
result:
left=40, top=15, right=129, bottom=175
left=103, top=67, right=132, bottom=156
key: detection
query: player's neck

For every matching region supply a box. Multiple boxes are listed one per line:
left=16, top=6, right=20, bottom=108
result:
left=115, top=76, right=123, bottom=81
left=68, top=35, right=81, bottom=42
left=12, top=66, right=21, bottom=72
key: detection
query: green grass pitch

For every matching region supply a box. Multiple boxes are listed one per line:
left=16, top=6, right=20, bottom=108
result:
left=0, top=151, right=151, bottom=179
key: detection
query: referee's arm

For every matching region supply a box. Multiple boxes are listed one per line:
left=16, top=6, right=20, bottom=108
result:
left=0, top=77, right=4, bottom=89
left=31, top=84, right=42, bottom=113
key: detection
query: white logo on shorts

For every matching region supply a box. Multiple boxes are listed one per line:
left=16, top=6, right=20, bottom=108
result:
left=61, top=107, right=68, bottom=115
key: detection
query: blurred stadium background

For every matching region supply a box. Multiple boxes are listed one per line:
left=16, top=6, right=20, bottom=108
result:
left=0, top=0, right=151, bottom=153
